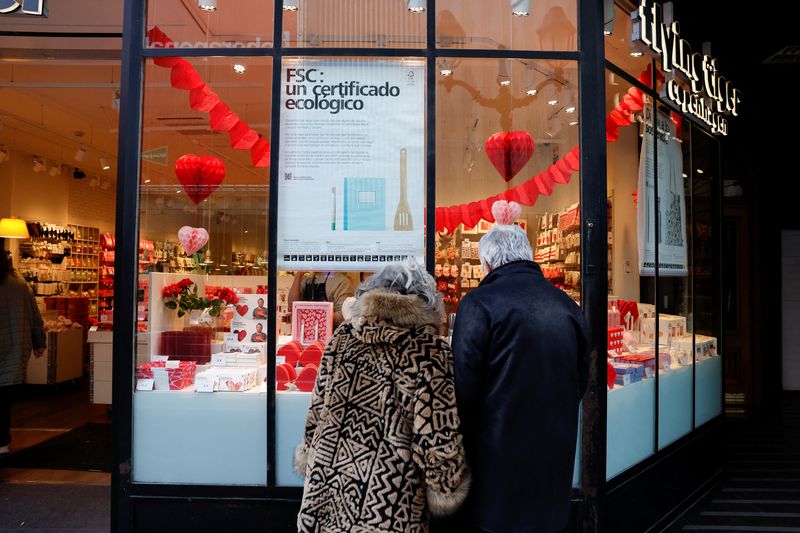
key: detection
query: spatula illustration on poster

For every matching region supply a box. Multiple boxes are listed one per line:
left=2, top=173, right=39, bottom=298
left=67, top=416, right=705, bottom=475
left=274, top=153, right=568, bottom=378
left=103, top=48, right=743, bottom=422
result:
left=394, top=148, right=413, bottom=231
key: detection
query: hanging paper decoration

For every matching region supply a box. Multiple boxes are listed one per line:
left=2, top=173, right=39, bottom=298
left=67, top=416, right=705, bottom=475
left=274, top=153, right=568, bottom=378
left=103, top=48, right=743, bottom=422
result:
left=491, top=200, right=522, bottom=226
left=189, top=84, right=220, bottom=112
left=250, top=137, right=271, bottom=168
left=484, top=130, right=535, bottom=182
left=178, top=226, right=209, bottom=256
left=210, top=102, right=239, bottom=132
left=229, top=121, right=260, bottom=150
left=170, top=60, right=203, bottom=90
left=175, top=154, right=226, bottom=205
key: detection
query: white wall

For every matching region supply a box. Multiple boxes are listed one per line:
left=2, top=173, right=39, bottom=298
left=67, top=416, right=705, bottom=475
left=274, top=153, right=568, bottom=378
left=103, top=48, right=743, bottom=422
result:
left=783, top=230, right=800, bottom=390
left=608, top=126, right=641, bottom=302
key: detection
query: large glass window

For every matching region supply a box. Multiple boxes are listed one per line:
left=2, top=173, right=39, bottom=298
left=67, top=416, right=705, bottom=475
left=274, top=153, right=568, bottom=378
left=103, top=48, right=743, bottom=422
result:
left=133, top=56, right=272, bottom=485
left=436, top=0, right=577, bottom=51
left=604, top=3, right=650, bottom=81
left=146, top=0, right=274, bottom=49
left=282, top=0, right=426, bottom=48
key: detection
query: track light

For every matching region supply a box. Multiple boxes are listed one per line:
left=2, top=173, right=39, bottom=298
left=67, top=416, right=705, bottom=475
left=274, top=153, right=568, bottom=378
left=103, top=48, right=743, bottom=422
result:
left=198, top=0, right=217, bottom=12
left=49, top=164, right=61, bottom=177
left=100, top=179, right=111, bottom=190
left=630, top=51, right=643, bottom=57
left=111, top=90, right=121, bottom=111
left=73, top=168, right=86, bottom=180
left=497, top=59, right=511, bottom=86
left=100, top=155, right=110, bottom=170
left=547, top=98, right=559, bottom=106
left=233, top=64, right=247, bottom=74
left=89, top=174, right=100, bottom=188
left=283, top=0, right=298, bottom=11
left=74, top=145, right=87, bottom=162
left=511, top=0, right=531, bottom=17
left=569, top=121, right=579, bottom=126
left=603, top=0, right=615, bottom=35
left=565, top=104, right=576, bottom=114
left=438, top=59, right=454, bottom=77
left=32, top=157, right=45, bottom=173
left=406, top=0, right=425, bottom=13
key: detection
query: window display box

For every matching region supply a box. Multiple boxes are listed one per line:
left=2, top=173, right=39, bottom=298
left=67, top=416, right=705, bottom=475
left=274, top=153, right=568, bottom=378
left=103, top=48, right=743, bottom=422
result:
left=26, top=327, right=84, bottom=385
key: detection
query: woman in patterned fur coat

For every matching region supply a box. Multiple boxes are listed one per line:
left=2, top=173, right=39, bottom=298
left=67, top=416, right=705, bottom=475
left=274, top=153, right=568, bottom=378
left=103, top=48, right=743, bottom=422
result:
left=294, top=260, right=470, bottom=533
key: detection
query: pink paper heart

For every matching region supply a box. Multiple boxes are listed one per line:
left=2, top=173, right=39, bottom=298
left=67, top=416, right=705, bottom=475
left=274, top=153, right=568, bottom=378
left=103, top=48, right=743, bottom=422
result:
left=178, top=226, right=209, bottom=256
left=491, top=200, right=522, bottom=225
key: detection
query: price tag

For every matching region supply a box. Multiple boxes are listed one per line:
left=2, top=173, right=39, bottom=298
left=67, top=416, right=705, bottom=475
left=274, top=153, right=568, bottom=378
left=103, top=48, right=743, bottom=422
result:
left=151, top=355, right=169, bottom=362
left=195, top=374, right=217, bottom=393
left=276, top=356, right=286, bottom=365
left=212, top=354, right=227, bottom=366
left=224, top=333, right=238, bottom=344
left=136, top=378, right=154, bottom=391
left=166, top=360, right=180, bottom=369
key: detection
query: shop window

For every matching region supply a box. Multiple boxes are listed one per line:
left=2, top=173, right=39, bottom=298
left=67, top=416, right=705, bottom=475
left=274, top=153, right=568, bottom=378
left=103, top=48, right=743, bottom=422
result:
left=605, top=70, right=656, bottom=480
left=654, top=102, right=693, bottom=450
left=436, top=0, right=577, bottom=51
left=274, top=57, right=427, bottom=486
left=146, top=0, right=274, bottom=49
left=604, top=2, right=652, bottom=83
left=692, top=127, right=722, bottom=427
left=132, top=57, right=272, bottom=486
left=282, top=0, right=426, bottom=48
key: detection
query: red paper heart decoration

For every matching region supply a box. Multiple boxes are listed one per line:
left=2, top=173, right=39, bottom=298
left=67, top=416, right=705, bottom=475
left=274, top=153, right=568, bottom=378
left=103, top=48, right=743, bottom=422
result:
left=229, top=121, right=259, bottom=150
left=210, top=102, right=239, bottom=132
left=250, top=138, right=271, bottom=168
left=236, top=305, right=249, bottom=317
left=170, top=60, right=203, bottom=90
left=237, top=330, right=247, bottom=342
left=175, top=154, right=226, bottom=205
left=607, top=362, right=616, bottom=390
left=485, top=130, right=535, bottom=182
left=189, top=84, right=220, bottom=112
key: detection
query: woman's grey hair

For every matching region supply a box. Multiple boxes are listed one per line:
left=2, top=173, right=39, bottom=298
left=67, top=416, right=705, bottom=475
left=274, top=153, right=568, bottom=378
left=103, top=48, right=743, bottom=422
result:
left=479, top=225, right=533, bottom=271
left=356, top=259, right=443, bottom=312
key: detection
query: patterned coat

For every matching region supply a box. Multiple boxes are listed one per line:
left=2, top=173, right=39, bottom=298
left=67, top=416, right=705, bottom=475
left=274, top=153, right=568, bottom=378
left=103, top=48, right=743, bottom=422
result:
left=0, top=274, right=46, bottom=388
left=294, top=289, right=470, bottom=533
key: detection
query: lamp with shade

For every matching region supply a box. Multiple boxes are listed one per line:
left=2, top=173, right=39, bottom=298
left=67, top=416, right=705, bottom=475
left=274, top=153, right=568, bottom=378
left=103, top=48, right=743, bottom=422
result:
left=0, top=218, right=30, bottom=239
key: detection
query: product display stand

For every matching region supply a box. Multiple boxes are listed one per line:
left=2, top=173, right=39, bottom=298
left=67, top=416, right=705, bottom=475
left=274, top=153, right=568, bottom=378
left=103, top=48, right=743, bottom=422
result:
left=67, top=224, right=100, bottom=319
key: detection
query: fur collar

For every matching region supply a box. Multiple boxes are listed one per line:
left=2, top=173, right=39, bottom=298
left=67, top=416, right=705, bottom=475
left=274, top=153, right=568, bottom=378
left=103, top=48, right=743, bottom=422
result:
left=350, top=289, right=443, bottom=342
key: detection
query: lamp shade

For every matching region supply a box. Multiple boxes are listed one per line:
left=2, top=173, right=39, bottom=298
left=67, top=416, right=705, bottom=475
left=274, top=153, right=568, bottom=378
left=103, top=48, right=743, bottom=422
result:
left=0, top=218, right=30, bottom=239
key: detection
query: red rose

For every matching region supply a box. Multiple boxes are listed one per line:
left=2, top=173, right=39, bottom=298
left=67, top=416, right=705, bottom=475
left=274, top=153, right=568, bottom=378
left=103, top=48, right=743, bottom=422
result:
left=177, top=278, right=194, bottom=289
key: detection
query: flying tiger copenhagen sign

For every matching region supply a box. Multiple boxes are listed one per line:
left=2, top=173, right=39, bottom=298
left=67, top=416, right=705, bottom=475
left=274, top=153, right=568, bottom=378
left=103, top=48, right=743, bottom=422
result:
left=0, top=0, right=45, bottom=15
left=632, top=0, right=739, bottom=135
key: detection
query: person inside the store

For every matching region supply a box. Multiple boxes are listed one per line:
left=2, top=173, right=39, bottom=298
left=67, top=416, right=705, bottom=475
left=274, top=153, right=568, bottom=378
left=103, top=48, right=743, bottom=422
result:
left=447, top=201, right=590, bottom=533
left=294, top=260, right=470, bottom=532
left=288, top=271, right=355, bottom=327
left=250, top=322, right=267, bottom=343
left=252, top=297, right=267, bottom=320
left=0, top=245, right=46, bottom=456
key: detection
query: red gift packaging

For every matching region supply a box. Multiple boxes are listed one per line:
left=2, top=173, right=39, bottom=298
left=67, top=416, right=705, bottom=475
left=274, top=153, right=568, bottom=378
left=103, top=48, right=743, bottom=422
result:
left=158, top=330, right=212, bottom=363
left=295, top=365, right=318, bottom=392
left=137, top=361, right=196, bottom=390
left=277, top=341, right=302, bottom=367
left=276, top=363, right=297, bottom=391
left=299, top=342, right=324, bottom=368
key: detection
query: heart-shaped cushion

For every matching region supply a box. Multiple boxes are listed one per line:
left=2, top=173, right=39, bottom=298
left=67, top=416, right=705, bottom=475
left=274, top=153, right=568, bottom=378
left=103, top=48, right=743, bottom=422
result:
left=177, top=226, right=209, bottom=256
left=485, top=130, right=535, bottom=182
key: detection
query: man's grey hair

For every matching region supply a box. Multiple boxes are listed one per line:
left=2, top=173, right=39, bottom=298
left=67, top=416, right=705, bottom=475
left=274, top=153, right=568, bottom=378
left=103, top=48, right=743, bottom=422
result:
left=479, top=225, right=533, bottom=271
left=356, top=259, right=443, bottom=312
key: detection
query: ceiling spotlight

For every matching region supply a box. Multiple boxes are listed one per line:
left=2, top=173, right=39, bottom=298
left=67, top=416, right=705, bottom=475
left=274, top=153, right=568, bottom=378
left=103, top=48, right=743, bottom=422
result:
left=49, top=164, right=61, bottom=177
left=526, top=87, right=538, bottom=96
left=682, top=173, right=688, bottom=178
left=73, top=168, right=86, bottom=180
left=89, top=175, right=100, bottom=188
left=144, top=179, right=151, bottom=184
left=100, top=179, right=111, bottom=190
left=198, top=0, right=217, bottom=12
left=407, top=0, right=425, bottom=13
left=696, top=169, right=704, bottom=174
left=233, top=64, right=247, bottom=74
left=283, top=0, right=298, bottom=11
left=176, top=189, right=182, bottom=194
left=497, top=59, right=511, bottom=86
left=111, top=90, right=121, bottom=111
left=604, top=0, right=615, bottom=36
left=630, top=51, right=643, bottom=57
left=32, top=157, right=45, bottom=173
left=439, top=59, right=454, bottom=77
left=569, top=121, right=579, bottom=126
left=547, top=98, right=559, bottom=106
left=0, top=147, right=9, bottom=163
left=75, top=145, right=87, bottom=162
left=511, top=0, right=531, bottom=16
left=100, top=155, right=110, bottom=170
left=565, top=105, right=576, bottom=114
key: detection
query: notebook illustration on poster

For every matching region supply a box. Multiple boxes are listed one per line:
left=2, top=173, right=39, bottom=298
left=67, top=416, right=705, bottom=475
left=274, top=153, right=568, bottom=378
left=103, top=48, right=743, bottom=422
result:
left=344, top=177, right=386, bottom=231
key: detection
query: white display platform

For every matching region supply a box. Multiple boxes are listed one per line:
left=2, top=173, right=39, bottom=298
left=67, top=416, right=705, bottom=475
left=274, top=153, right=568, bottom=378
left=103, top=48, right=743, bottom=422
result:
left=658, top=365, right=693, bottom=449
left=276, top=391, right=313, bottom=487
left=133, top=388, right=267, bottom=485
left=695, top=356, right=722, bottom=426
left=607, top=376, right=655, bottom=480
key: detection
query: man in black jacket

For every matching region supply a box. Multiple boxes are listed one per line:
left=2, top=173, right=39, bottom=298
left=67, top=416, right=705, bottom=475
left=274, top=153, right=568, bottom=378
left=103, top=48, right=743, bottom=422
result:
left=450, top=222, right=590, bottom=533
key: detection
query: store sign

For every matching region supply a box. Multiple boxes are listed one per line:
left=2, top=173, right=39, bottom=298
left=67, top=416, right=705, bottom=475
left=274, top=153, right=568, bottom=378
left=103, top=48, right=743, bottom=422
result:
left=277, top=59, right=425, bottom=272
left=0, top=0, right=45, bottom=15
left=632, top=0, right=740, bottom=135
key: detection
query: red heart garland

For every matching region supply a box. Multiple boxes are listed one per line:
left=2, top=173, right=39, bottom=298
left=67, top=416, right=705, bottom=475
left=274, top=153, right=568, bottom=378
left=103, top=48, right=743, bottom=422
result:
left=484, top=130, right=535, bottom=182
left=236, top=304, right=249, bottom=317
left=210, top=102, right=239, bottom=132
left=250, top=138, right=271, bottom=168
left=229, top=121, right=260, bottom=150
left=189, top=84, right=220, bottom=112
left=174, top=154, right=226, bottom=205
left=170, top=60, right=203, bottom=90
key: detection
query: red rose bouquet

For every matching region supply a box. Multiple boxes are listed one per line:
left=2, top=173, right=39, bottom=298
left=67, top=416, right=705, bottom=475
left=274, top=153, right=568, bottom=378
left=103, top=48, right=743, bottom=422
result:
left=162, top=278, right=239, bottom=318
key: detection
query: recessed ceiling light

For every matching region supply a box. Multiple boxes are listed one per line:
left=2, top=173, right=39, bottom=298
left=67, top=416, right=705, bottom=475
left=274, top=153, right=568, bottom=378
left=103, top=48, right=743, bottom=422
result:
left=682, top=173, right=688, bottom=178
left=565, top=105, right=576, bottom=114
left=74, top=145, right=87, bottom=162
left=407, top=0, right=425, bottom=13
left=198, top=0, right=217, bottom=12
left=100, top=156, right=110, bottom=170
left=696, top=169, right=704, bottom=174
left=547, top=98, right=559, bottom=106
left=283, top=0, right=298, bottom=11
left=630, top=51, right=644, bottom=57
left=499, top=79, right=511, bottom=86
left=440, top=68, right=453, bottom=77
left=526, top=88, right=538, bottom=96
left=511, top=0, right=531, bottom=16
left=233, top=64, right=247, bottom=74
left=144, top=179, right=151, bottom=183
left=569, top=121, right=579, bottom=126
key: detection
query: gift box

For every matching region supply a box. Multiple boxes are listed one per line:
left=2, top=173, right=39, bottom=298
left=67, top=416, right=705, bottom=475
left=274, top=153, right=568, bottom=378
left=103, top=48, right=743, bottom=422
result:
left=608, top=326, right=624, bottom=354
left=136, top=361, right=196, bottom=390
left=671, top=334, right=718, bottom=361
left=158, top=330, right=212, bottom=363
left=216, top=367, right=259, bottom=392
left=614, top=350, right=671, bottom=373
left=610, top=362, right=643, bottom=385
left=639, top=315, right=687, bottom=347
left=292, top=301, right=333, bottom=346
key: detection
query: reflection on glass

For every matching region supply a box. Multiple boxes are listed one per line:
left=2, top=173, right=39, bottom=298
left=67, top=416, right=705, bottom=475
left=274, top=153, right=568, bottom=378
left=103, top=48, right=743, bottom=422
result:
left=605, top=71, right=656, bottom=480
left=604, top=3, right=651, bottom=81
left=283, top=0, right=426, bottom=48
left=132, top=57, right=271, bottom=486
left=692, top=127, right=722, bottom=426
left=437, top=0, right=577, bottom=51
left=146, top=0, right=274, bottom=48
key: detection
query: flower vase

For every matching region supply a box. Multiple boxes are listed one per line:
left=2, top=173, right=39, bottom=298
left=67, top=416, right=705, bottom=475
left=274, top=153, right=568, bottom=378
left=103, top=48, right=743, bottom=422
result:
left=181, top=309, right=213, bottom=363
